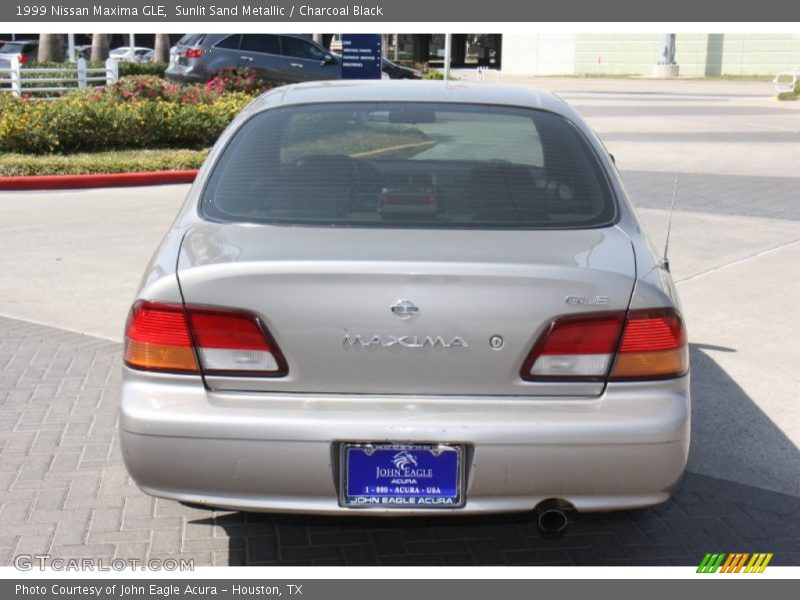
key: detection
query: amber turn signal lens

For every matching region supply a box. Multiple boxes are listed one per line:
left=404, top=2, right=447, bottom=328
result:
left=123, top=339, right=199, bottom=373
left=123, top=301, right=199, bottom=374
left=609, top=309, right=688, bottom=380
left=610, top=348, right=688, bottom=379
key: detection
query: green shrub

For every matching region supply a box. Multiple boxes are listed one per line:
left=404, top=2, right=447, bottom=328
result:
left=776, top=79, right=799, bottom=101
left=0, top=67, right=277, bottom=155
left=118, top=62, right=168, bottom=78
left=0, top=89, right=252, bottom=154
left=23, top=60, right=99, bottom=70
left=0, top=62, right=84, bottom=96
left=23, top=60, right=167, bottom=79
left=0, top=149, right=208, bottom=176
left=0, top=61, right=168, bottom=98
left=422, top=70, right=459, bottom=81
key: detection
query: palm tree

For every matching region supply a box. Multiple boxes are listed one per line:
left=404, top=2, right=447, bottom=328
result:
left=153, top=34, right=171, bottom=63
left=90, top=33, right=110, bottom=62
left=38, top=34, right=64, bottom=62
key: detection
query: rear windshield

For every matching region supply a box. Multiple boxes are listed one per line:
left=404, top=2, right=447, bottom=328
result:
left=177, top=34, right=206, bottom=47
left=200, top=102, right=616, bottom=229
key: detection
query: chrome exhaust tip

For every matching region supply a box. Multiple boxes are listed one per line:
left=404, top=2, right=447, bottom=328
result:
left=535, top=499, right=570, bottom=533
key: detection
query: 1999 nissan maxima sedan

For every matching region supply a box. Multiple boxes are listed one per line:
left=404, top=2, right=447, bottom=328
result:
left=120, top=81, right=689, bottom=521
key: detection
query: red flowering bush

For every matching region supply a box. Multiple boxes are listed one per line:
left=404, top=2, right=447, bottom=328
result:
left=0, top=69, right=277, bottom=154
left=175, top=85, right=217, bottom=105
left=93, top=70, right=276, bottom=105
left=204, top=67, right=275, bottom=95
left=94, top=75, right=180, bottom=102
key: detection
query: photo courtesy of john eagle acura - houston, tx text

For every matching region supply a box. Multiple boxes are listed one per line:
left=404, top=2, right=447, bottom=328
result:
left=120, top=80, right=689, bottom=527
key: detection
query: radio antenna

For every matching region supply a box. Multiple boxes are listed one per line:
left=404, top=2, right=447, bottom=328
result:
left=660, top=179, right=679, bottom=272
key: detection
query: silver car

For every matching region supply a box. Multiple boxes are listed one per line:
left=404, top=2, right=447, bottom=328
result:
left=120, top=81, right=689, bottom=524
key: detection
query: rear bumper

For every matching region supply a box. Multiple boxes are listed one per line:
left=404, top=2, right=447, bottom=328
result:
left=119, top=369, right=690, bottom=515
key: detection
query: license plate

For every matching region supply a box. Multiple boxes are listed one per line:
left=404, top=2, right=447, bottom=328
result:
left=341, top=443, right=464, bottom=508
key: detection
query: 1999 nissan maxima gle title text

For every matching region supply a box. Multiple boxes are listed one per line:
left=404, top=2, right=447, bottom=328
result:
left=120, top=81, right=689, bottom=517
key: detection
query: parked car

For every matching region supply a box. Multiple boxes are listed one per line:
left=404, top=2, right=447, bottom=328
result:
left=167, top=34, right=416, bottom=85
left=120, top=81, right=689, bottom=524
left=110, top=46, right=154, bottom=63
left=0, top=40, right=39, bottom=65
left=166, top=33, right=341, bottom=84
left=382, top=57, right=423, bottom=79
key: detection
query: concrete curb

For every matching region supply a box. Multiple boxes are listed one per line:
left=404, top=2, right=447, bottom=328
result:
left=0, top=169, right=198, bottom=191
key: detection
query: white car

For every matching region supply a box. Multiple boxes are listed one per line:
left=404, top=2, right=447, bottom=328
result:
left=109, top=46, right=154, bottom=63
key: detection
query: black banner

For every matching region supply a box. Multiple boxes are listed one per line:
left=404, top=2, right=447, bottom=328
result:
left=1, top=0, right=798, bottom=22
left=3, top=579, right=799, bottom=600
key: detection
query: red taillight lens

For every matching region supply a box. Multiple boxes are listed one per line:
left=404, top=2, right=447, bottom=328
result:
left=521, top=308, right=688, bottom=382
left=18, top=54, right=29, bottom=65
left=184, top=48, right=203, bottom=59
left=124, top=301, right=198, bottom=373
left=609, top=309, right=688, bottom=380
left=521, top=313, right=624, bottom=381
left=124, top=302, right=287, bottom=377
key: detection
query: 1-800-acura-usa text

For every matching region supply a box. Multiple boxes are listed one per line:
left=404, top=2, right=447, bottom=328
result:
left=120, top=81, right=689, bottom=519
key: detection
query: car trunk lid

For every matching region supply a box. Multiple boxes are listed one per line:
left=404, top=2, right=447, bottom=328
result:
left=176, top=223, right=636, bottom=396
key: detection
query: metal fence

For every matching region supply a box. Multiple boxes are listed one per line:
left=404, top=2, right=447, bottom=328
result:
left=0, top=57, right=119, bottom=97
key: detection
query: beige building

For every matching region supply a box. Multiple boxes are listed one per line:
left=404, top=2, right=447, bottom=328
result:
left=501, top=33, right=800, bottom=77
left=393, top=33, right=800, bottom=77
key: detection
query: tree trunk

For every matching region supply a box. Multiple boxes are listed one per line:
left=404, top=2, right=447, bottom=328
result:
left=38, top=34, right=65, bottom=63
left=90, top=33, right=110, bottom=62
left=153, top=34, right=170, bottom=63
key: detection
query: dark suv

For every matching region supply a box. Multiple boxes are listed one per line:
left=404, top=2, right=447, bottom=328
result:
left=166, top=34, right=342, bottom=84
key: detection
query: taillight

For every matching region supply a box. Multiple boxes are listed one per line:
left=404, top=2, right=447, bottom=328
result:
left=521, top=308, right=687, bottom=382
left=187, top=307, right=287, bottom=376
left=184, top=48, right=203, bottom=59
left=124, top=301, right=198, bottom=373
left=609, top=309, right=688, bottom=380
left=521, top=313, right=624, bottom=381
left=18, top=54, right=29, bottom=65
left=124, top=301, right=287, bottom=377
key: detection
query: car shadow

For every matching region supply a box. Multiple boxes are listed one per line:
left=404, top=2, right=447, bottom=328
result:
left=187, top=343, right=800, bottom=566
left=688, top=343, right=800, bottom=497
